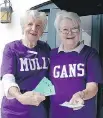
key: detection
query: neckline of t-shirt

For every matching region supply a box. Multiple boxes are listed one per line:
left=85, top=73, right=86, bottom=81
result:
left=19, top=39, right=38, bottom=50
left=57, top=45, right=88, bottom=55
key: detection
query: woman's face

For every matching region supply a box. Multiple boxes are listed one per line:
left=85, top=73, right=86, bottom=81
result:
left=59, top=18, right=80, bottom=48
left=23, top=16, right=44, bottom=42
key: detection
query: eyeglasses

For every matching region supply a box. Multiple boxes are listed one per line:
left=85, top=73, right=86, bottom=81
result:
left=59, top=27, right=80, bottom=34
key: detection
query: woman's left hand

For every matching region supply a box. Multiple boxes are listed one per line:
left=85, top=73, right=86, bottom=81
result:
left=69, top=91, right=84, bottom=110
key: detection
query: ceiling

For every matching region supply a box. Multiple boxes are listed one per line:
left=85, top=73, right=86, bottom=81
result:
left=51, top=0, right=103, bottom=16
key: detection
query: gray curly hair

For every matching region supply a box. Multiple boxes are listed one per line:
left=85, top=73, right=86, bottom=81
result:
left=54, top=10, right=81, bottom=32
left=20, top=10, right=47, bottom=34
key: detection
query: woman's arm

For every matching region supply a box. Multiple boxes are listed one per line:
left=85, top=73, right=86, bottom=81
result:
left=8, top=86, right=22, bottom=98
left=2, top=74, right=20, bottom=99
left=69, top=49, right=102, bottom=105
left=81, top=82, right=98, bottom=100
left=2, top=74, right=46, bottom=106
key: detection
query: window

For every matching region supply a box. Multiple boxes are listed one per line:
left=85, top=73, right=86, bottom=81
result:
left=40, top=12, right=49, bottom=43
left=80, top=15, right=92, bottom=46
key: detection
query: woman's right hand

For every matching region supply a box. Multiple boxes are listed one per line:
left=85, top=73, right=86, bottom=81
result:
left=16, top=91, right=45, bottom=106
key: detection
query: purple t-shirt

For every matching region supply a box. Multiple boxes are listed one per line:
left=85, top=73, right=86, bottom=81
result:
left=1, top=40, right=50, bottom=90
left=1, top=40, right=50, bottom=118
left=49, top=45, right=103, bottom=118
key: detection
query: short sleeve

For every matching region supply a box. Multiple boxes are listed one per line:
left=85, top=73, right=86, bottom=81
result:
left=87, top=50, right=103, bottom=83
left=1, top=44, right=16, bottom=76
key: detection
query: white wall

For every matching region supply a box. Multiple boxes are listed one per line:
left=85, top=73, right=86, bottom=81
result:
left=0, top=0, right=49, bottom=109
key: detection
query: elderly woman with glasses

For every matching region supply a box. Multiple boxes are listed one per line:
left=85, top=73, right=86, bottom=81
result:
left=1, top=10, right=50, bottom=118
left=49, top=10, right=103, bottom=118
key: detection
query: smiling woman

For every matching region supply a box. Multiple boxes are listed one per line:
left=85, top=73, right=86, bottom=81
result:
left=49, top=10, right=103, bottom=118
left=20, top=10, right=47, bottom=48
left=1, top=10, right=51, bottom=118
left=54, top=11, right=81, bottom=51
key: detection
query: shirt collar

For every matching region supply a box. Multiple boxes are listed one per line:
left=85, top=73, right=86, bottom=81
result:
left=58, top=40, right=84, bottom=53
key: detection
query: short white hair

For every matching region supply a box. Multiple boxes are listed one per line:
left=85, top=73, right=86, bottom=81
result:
left=54, top=10, right=81, bottom=32
left=20, top=10, right=47, bottom=34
